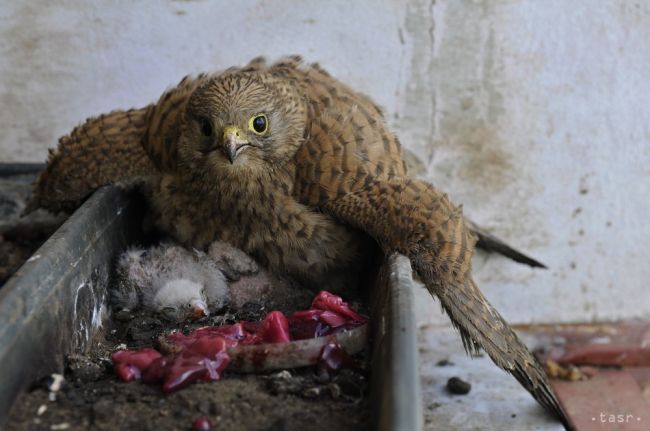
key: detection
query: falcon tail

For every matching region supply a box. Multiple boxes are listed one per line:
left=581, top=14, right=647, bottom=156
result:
left=323, top=177, right=569, bottom=427
left=416, top=266, right=570, bottom=427
left=468, top=219, right=547, bottom=268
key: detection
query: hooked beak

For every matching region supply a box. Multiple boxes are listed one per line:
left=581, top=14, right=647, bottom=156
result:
left=223, top=125, right=250, bottom=163
left=189, top=299, right=208, bottom=319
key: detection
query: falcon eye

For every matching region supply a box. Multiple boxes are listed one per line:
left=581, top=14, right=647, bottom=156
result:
left=249, top=114, right=268, bottom=135
left=200, top=118, right=213, bottom=137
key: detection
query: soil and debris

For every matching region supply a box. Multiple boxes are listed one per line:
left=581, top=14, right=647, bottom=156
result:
left=5, top=241, right=371, bottom=431
left=0, top=172, right=64, bottom=286
left=544, top=359, right=598, bottom=382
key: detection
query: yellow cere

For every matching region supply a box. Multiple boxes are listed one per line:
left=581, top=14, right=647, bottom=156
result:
left=222, top=125, right=245, bottom=143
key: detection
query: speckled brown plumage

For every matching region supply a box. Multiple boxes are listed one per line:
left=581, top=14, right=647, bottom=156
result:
left=29, top=56, right=566, bottom=425
left=26, top=106, right=156, bottom=213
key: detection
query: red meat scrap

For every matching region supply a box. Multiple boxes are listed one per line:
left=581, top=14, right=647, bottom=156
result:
left=111, top=291, right=366, bottom=392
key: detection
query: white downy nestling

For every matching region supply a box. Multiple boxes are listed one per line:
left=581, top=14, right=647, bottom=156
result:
left=152, top=278, right=209, bottom=321
left=114, top=243, right=230, bottom=321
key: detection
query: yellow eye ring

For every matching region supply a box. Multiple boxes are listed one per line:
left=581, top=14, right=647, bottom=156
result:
left=249, top=114, right=268, bottom=135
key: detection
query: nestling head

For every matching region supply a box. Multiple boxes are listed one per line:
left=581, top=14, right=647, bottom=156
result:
left=180, top=72, right=307, bottom=175
left=153, top=279, right=209, bottom=322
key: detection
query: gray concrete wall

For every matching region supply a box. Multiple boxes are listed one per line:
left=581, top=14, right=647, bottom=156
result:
left=1, top=0, right=648, bottom=324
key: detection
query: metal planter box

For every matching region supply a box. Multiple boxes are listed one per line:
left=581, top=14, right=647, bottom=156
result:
left=0, top=183, right=422, bottom=430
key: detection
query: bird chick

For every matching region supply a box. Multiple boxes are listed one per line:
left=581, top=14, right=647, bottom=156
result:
left=114, top=243, right=230, bottom=321
left=207, top=240, right=259, bottom=281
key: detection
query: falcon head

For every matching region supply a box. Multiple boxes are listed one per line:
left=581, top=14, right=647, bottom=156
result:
left=180, top=72, right=307, bottom=176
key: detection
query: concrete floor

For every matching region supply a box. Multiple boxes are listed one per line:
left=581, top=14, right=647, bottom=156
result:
left=414, top=281, right=565, bottom=430
left=417, top=322, right=564, bottom=431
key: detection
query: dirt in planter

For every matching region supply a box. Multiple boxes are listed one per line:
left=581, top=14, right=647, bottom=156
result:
left=0, top=172, right=65, bottom=287
left=0, top=218, right=63, bottom=285
left=5, top=266, right=371, bottom=431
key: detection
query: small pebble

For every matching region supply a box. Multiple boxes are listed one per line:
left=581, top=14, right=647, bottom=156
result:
left=37, top=404, right=47, bottom=416
left=273, top=370, right=292, bottom=380
left=446, top=376, right=471, bottom=395
left=192, top=417, right=212, bottom=431
left=302, top=387, right=322, bottom=399
left=436, top=359, right=454, bottom=367
left=67, top=354, right=104, bottom=382
left=327, top=383, right=341, bottom=399
left=43, top=373, right=65, bottom=392
left=50, top=423, right=70, bottom=430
